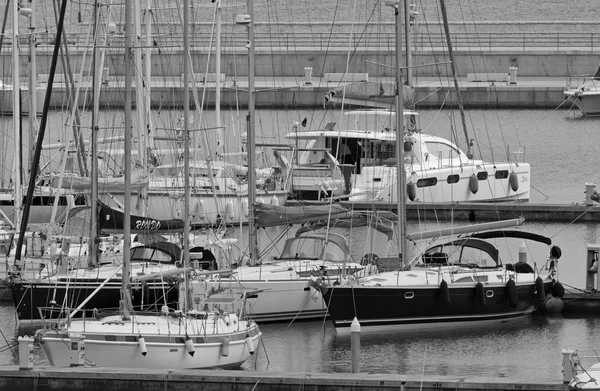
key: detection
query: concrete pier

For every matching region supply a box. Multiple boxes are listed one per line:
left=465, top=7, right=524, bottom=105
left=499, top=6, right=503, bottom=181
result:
left=0, top=47, right=589, bottom=110
left=0, top=365, right=565, bottom=391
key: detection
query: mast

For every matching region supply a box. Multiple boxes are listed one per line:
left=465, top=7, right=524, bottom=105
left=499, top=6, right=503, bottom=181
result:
left=386, top=0, right=407, bottom=269
left=89, top=0, right=101, bottom=267
left=439, top=0, right=472, bottom=159
left=11, top=0, right=21, bottom=232
left=121, top=0, right=133, bottom=319
left=403, top=0, right=412, bottom=87
left=14, top=0, right=68, bottom=266
left=235, top=1, right=257, bottom=265
left=133, top=0, right=148, bottom=216
left=215, top=0, right=223, bottom=159
left=182, top=0, right=192, bottom=310
left=26, top=1, right=37, bottom=170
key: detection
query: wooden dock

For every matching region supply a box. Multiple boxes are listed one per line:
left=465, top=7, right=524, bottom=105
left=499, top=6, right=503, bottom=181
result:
left=0, top=365, right=565, bottom=391
left=337, top=201, right=600, bottom=223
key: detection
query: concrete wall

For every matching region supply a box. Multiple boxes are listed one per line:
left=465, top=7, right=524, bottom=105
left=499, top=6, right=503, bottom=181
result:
left=3, top=48, right=599, bottom=81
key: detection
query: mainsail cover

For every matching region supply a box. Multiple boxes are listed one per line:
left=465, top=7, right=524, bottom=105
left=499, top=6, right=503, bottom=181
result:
left=63, top=202, right=184, bottom=235
left=50, top=169, right=149, bottom=193
left=253, top=203, right=351, bottom=227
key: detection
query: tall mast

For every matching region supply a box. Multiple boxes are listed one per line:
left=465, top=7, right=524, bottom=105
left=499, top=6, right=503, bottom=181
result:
left=14, top=0, right=68, bottom=266
left=121, top=0, right=133, bottom=319
left=89, top=0, right=101, bottom=267
left=241, top=0, right=257, bottom=265
left=403, top=0, right=412, bottom=86
left=133, top=0, right=148, bottom=216
left=439, top=0, right=472, bottom=159
left=387, top=0, right=406, bottom=268
left=215, top=0, right=223, bottom=159
left=11, top=0, right=21, bottom=230
left=182, top=0, right=192, bottom=310
left=27, top=0, right=38, bottom=170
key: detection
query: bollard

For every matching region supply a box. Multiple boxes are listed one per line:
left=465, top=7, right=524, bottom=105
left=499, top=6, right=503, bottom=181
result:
left=562, top=348, right=575, bottom=384
left=350, top=317, right=360, bottom=373
left=18, top=336, right=34, bottom=370
left=400, top=375, right=407, bottom=391
left=304, top=67, right=313, bottom=85
left=509, top=67, right=518, bottom=84
left=69, top=332, right=85, bottom=367
left=585, top=183, right=597, bottom=206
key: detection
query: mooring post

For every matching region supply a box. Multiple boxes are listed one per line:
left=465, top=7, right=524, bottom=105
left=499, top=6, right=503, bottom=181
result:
left=351, top=317, right=360, bottom=373
left=562, top=348, right=575, bottom=384
left=18, top=336, right=34, bottom=370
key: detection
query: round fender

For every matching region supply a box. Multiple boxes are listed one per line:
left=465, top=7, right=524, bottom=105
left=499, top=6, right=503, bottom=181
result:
left=535, top=276, right=546, bottom=301
left=439, top=279, right=451, bottom=304
left=475, top=282, right=486, bottom=305
left=506, top=279, right=518, bottom=307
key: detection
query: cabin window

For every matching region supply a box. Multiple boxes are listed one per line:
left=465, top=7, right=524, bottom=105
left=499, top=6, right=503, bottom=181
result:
left=125, top=336, right=138, bottom=342
left=477, top=172, right=488, bottom=180
left=454, top=276, right=474, bottom=283
left=417, top=177, right=437, bottom=188
left=495, top=170, right=509, bottom=179
left=424, top=141, right=460, bottom=160
left=104, top=335, right=117, bottom=341
left=447, top=174, right=460, bottom=184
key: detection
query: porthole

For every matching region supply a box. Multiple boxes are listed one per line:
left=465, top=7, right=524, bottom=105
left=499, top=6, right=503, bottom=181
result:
left=495, top=170, right=509, bottom=179
left=447, top=174, right=459, bottom=184
left=404, top=292, right=415, bottom=299
left=477, top=172, right=488, bottom=180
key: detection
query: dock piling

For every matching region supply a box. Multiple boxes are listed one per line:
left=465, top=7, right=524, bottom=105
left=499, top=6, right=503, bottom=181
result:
left=351, top=317, right=360, bottom=373
left=17, top=336, right=34, bottom=370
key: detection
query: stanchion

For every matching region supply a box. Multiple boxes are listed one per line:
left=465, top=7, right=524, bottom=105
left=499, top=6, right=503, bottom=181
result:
left=351, top=317, right=360, bottom=373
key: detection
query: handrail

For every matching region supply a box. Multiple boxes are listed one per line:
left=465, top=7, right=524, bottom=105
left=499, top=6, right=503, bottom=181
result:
left=4, top=30, right=600, bottom=51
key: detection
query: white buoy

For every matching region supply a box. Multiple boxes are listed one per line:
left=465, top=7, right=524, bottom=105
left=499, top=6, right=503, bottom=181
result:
left=184, top=336, right=195, bottom=357
left=245, top=334, right=255, bottom=355
left=351, top=317, right=360, bottom=373
left=221, top=336, right=230, bottom=357
left=138, top=336, right=147, bottom=356
left=242, top=199, right=249, bottom=217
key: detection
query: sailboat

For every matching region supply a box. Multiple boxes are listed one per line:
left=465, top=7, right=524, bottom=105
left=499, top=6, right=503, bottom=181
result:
left=286, top=1, right=530, bottom=205
left=313, top=0, right=564, bottom=334
left=35, top=0, right=260, bottom=369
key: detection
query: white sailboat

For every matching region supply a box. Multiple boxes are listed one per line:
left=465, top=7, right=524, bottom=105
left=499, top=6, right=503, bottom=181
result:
left=35, top=0, right=260, bottom=369
left=314, top=0, right=564, bottom=335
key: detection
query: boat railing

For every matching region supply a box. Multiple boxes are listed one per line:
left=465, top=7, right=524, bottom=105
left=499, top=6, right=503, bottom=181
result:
left=7, top=30, right=600, bottom=52
left=568, top=349, right=600, bottom=374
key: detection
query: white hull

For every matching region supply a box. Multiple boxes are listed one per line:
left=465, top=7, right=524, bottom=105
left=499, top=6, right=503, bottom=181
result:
left=564, top=89, right=600, bottom=116
left=37, top=314, right=261, bottom=369
left=286, top=110, right=530, bottom=203
left=191, top=278, right=328, bottom=322
left=351, top=162, right=530, bottom=203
